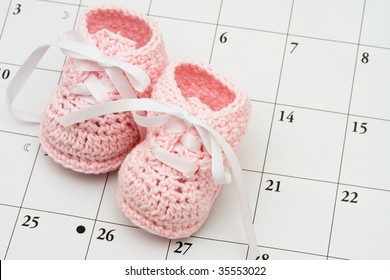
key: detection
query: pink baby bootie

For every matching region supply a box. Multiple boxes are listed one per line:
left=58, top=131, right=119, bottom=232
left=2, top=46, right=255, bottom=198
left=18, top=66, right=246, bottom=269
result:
left=41, top=6, right=168, bottom=173
left=7, top=5, right=168, bottom=173
left=117, top=61, right=251, bottom=238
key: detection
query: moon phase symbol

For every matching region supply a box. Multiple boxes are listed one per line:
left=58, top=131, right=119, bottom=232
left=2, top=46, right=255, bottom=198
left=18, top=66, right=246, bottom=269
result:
left=63, top=11, right=69, bottom=20
left=23, top=143, right=31, bottom=152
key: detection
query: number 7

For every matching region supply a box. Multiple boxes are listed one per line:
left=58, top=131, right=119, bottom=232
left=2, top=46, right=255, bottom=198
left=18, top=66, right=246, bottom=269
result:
left=290, top=42, right=299, bottom=53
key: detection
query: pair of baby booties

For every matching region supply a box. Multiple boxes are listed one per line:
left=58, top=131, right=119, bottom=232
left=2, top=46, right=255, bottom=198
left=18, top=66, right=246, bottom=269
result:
left=7, top=5, right=255, bottom=255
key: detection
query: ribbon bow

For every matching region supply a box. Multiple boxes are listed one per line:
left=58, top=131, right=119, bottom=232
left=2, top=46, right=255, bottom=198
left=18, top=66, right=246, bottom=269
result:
left=57, top=98, right=260, bottom=259
left=6, top=31, right=150, bottom=123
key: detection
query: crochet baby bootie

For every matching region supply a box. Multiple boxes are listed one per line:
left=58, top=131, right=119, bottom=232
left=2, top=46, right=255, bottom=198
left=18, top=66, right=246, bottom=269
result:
left=117, top=61, right=251, bottom=238
left=38, top=6, right=167, bottom=173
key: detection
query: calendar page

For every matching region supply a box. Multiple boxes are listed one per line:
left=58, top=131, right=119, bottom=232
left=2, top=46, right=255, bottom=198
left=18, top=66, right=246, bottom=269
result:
left=1, top=0, right=390, bottom=260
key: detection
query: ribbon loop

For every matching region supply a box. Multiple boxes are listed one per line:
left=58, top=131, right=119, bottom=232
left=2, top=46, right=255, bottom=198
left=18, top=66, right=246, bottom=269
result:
left=6, top=31, right=150, bottom=123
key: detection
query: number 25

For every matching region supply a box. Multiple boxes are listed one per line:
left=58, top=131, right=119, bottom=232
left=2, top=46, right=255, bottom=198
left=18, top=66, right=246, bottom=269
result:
left=22, top=215, right=39, bottom=228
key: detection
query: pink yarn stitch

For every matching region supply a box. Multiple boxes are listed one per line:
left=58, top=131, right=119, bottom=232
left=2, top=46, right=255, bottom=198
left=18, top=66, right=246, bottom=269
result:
left=118, top=61, right=251, bottom=239
left=39, top=6, right=168, bottom=174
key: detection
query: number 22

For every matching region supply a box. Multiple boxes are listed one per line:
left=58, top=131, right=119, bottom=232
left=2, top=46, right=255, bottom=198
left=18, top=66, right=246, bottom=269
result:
left=341, top=191, right=358, bottom=203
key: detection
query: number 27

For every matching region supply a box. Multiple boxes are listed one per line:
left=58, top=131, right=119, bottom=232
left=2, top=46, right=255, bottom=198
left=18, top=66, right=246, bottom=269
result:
left=173, top=241, right=193, bottom=255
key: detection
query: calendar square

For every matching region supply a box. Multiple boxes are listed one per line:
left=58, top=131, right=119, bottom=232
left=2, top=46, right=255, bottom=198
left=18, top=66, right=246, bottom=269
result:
left=289, top=0, right=364, bottom=43
left=350, top=47, right=390, bottom=120
left=340, top=117, right=390, bottom=191
left=0, top=205, right=19, bottom=259
left=23, top=148, right=107, bottom=219
left=265, top=106, right=346, bottom=182
left=194, top=171, right=260, bottom=244
left=255, top=175, right=336, bottom=256
left=81, top=0, right=150, bottom=13
left=360, top=0, right=390, bottom=48
left=0, top=0, right=78, bottom=71
left=151, top=16, right=215, bottom=62
left=86, top=222, right=169, bottom=259
left=6, top=209, right=93, bottom=259
left=257, top=247, right=325, bottom=260
left=97, top=171, right=134, bottom=227
left=219, top=0, right=292, bottom=34
left=166, top=237, right=247, bottom=260
left=277, top=37, right=356, bottom=113
left=329, top=186, right=390, bottom=259
left=150, top=0, right=221, bottom=23
left=238, top=101, right=273, bottom=172
left=0, top=64, right=60, bottom=136
left=0, top=132, right=39, bottom=206
left=210, top=26, right=286, bottom=103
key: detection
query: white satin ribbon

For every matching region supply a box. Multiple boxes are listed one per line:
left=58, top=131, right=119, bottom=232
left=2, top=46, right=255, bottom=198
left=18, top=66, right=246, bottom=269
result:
left=57, top=98, right=260, bottom=259
left=6, top=31, right=150, bottom=123
left=154, top=146, right=198, bottom=177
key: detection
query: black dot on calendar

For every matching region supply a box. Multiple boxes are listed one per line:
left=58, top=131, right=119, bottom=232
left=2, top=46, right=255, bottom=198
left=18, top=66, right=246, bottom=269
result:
left=76, top=225, right=86, bottom=234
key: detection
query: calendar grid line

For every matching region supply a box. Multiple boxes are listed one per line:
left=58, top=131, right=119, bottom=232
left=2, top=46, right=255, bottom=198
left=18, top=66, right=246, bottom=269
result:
left=251, top=99, right=390, bottom=123
left=207, top=0, right=223, bottom=64
left=6, top=205, right=97, bottom=222
left=276, top=102, right=390, bottom=123
left=273, top=102, right=349, bottom=116
left=36, top=0, right=80, bottom=7
left=189, top=235, right=247, bottom=247
left=0, top=130, right=38, bottom=139
left=263, top=170, right=390, bottom=196
left=257, top=171, right=338, bottom=186
left=288, top=33, right=359, bottom=47
left=0, top=61, right=63, bottom=73
left=251, top=0, right=295, bottom=227
left=217, top=23, right=291, bottom=37
left=359, top=42, right=390, bottom=51
left=71, top=0, right=82, bottom=31
left=258, top=244, right=333, bottom=260
left=149, top=14, right=216, bottom=27
left=219, top=23, right=361, bottom=47
left=84, top=172, right=110, bottom=260
left=326, top=0, right=367, bottom=260
left=349, top=113, right=390, bottom=123
left=0, top=0, right=12, bottom=41
left=327, top=256, right=350, bottom=260
left=0, top=203, right=22, bottom=210
left=3, top=143, right=41, bottom=259
left=165, top=239, right=172, bottom=260
left=146, top=0, right=153, bottom=15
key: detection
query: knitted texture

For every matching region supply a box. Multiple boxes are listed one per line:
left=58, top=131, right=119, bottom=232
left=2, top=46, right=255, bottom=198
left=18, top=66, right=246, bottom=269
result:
left=118, top=61, right=251, bottom=239
left=39, top=5, right=168, bottom=174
